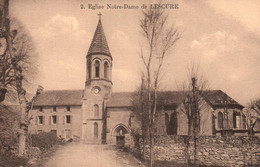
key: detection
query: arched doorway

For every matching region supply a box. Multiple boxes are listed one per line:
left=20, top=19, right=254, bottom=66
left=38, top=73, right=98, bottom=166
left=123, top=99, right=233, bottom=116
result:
left=113, top=125, right=128, bottom=147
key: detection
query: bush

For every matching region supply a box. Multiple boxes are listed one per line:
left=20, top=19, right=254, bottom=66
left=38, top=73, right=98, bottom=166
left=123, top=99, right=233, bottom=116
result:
left=26, top=146, right=41, bottom=160
left=30, top=132, right=58, bottom=151
left=0, top=151, right=28, bottom=167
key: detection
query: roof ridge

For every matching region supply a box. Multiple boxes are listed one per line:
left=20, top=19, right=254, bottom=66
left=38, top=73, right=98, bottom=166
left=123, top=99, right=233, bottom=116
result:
left=42, top=89, right=84, bottom=92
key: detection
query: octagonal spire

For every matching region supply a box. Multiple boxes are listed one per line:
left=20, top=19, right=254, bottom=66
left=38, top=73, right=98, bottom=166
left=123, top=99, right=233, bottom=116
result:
left=87, top=15, right=111, bottom=58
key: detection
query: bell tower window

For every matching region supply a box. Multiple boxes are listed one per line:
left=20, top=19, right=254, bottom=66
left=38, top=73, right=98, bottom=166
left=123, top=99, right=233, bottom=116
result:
left=94, top=60, right=100, bottom=78
left=104, top=62, right=109, bottom=79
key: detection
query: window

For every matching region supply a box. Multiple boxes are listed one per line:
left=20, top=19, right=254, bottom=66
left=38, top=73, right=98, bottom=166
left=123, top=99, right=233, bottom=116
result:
left=168, top=112, right=178, bottom=135
left=104, top=62, right=109, bottom=79
left=52, top=115, right=57, bottom=124
left=94, top=122, right=98, bottom=138
left=88, top=60, right=91, bottom=79
left=233, top=112, right=237, bottom=128
left=233, top=111, right=241, bottom=128
left=39, top=116, right=44, bottom=124
left=242, top=114, right=246, bottom=129
left=66, top=106, right=70, bottom=112
left=165, top=113, right=170, bottom=134
left=94, top=104, right=99, bottom=117
left=94, top=60, right=100, bottom=78
left=218, top=112, right=223, bottom=129
left=53, top=106, right=56, bottom=112
left=39, top=107, right=43, bottom=112
left=66, top=115, right=71, bottom=124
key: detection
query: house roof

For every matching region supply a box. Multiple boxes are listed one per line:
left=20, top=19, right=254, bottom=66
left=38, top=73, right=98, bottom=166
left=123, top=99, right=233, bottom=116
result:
left=87, top=19, right=111, bottom=57
left=33, top=90, right=84, bottom=106
left=33, top=89, right=243, bottom=109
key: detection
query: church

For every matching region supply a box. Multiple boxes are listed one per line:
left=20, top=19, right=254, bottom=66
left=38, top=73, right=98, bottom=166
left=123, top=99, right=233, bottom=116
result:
left=28, top=16, right=248, bottom=145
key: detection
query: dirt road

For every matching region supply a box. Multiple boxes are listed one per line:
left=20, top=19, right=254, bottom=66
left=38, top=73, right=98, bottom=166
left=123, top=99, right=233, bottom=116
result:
left=44, top=142, right=144, bottom=167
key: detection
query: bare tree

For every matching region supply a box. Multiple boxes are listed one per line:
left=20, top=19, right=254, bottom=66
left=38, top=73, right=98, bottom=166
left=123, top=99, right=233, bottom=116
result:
left=178, top=63, right=209, bottom=166
left=245, top=99, right=260, bottom=135
left=0, top=0, right=40, bottom=156
left=139, top=7, right=181, bottom=167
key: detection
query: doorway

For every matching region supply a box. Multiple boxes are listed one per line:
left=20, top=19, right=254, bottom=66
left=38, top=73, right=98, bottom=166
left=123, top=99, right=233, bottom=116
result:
left=113, top=125, right=128, bottom=146
left=116, top=136, right=125, bottom=147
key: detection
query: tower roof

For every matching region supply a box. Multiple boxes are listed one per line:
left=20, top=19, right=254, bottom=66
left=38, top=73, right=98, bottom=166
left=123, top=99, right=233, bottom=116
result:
left=87, top=18, right=111, bottom=58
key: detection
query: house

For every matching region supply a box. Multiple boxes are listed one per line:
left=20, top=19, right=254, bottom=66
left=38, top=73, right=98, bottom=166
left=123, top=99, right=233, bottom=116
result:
left=28, top=16, right=248, bottom=146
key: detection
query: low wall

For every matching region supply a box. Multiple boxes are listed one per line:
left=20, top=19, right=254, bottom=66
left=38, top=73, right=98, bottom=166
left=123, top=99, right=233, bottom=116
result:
left=142, top=135, right=260, bottom=166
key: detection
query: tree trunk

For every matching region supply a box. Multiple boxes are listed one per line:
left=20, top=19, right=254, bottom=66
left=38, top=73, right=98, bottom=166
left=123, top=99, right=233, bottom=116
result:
left=17, top=87, right=28, bottom=156
left=142, top=135, right=145, bottom=159
left=149, top=124, right=154, bottom=167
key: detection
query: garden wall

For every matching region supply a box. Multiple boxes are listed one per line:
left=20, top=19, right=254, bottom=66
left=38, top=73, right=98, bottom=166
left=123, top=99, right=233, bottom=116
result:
left=143, top=135, right=260, bottom=166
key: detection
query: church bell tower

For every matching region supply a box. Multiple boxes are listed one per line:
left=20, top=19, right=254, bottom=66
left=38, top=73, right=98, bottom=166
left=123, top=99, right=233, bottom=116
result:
left=82, top=13, right=112, bottom=143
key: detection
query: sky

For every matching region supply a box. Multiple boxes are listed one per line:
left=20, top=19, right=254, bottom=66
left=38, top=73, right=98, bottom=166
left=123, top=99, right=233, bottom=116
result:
left=9, top=0, right=260, bottom=106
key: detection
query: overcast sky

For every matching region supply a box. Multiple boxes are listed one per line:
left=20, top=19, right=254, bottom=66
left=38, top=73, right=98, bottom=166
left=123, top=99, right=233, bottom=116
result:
left=9, top=0, right=260, bottom=105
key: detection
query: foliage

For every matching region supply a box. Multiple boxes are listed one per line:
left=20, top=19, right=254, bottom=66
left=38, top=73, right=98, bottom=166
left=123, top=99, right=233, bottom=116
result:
left=0, top=104, right=19, bottom=153
left=29, top=132, right=58, bottom=151
left=26, top=146, right=41, bottom=160
left=0, top=1, right=38, bottom=103
left=0, top=151, right=28, bottom=167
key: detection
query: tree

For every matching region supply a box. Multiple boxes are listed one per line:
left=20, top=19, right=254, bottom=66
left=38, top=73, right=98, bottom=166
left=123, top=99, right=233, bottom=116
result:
left=178, top=63, right=209, bottom=166
left=131, top=76, right=149, bottom=159
left=139, top=7, right=181, bottom=167
left=245, top=99, right=260, bottom=135
left=0, top=0, right=40, bottom=156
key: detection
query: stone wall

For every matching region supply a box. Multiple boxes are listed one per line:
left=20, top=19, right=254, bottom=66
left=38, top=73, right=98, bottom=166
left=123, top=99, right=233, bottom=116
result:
left=142, top=135, right=260, bottom=166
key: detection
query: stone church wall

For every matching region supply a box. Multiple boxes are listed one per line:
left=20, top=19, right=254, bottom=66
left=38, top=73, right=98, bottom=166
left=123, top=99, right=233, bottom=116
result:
left=106, top=108, right=132, bottom=144
left=142, top=135, right=260, bottom=166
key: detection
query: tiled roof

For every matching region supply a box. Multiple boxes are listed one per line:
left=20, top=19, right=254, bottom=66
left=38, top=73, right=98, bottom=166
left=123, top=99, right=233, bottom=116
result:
left=202, top=90, right=244, bottom=108
left=107, top=90, right=243, bottom=109
left=33, top=90, right=84, bottom=106
left=107, top=92, right=133, bottom=107
left=87, top=19, right=111, bottom=57
left=33, top=89, right=243, bottom=109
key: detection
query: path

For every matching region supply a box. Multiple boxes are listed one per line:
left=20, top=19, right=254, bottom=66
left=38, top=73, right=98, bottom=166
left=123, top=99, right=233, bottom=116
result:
left=44, top=142, right=144, bottom=167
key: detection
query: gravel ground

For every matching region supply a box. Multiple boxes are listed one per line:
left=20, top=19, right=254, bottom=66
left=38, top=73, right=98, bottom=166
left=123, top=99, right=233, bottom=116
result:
left=43, top=142, right=144, bottom=167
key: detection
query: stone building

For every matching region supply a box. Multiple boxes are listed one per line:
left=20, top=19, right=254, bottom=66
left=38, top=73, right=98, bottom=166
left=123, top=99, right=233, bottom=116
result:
left=28, top=16, right=248, bottom=145
left=154, top=91, right=247, bottom=136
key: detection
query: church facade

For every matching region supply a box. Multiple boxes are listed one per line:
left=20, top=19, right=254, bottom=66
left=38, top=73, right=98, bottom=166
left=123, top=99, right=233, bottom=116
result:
left=28, top=17, right=248, bottom=145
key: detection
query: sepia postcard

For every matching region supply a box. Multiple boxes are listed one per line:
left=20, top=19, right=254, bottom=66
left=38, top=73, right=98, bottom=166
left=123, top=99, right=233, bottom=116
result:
left=0, top=0, right=260, bottom=166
